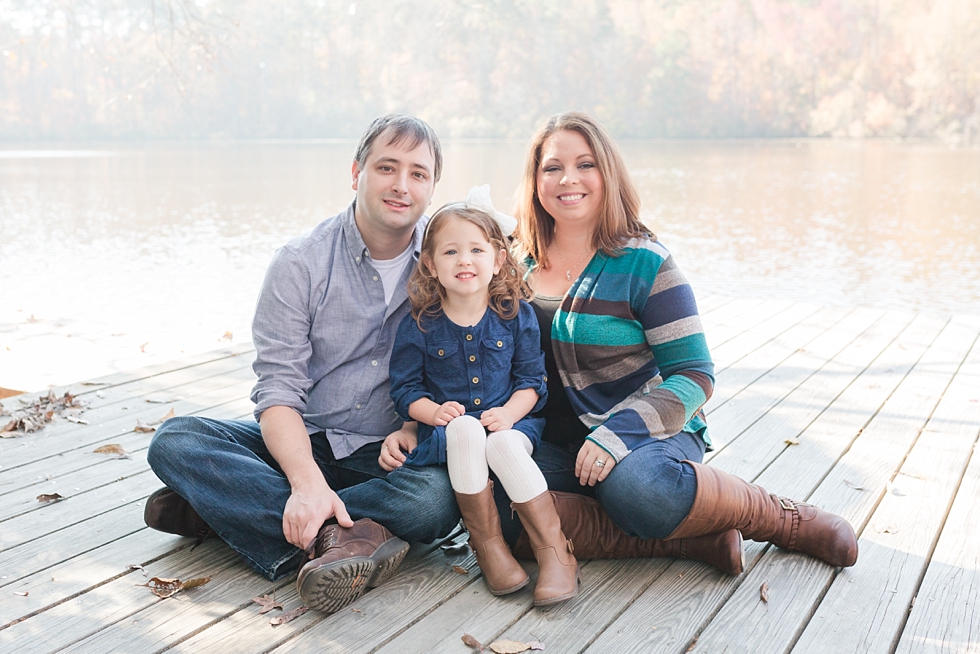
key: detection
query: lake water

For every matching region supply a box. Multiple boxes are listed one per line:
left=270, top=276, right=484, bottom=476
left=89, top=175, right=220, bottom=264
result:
left=2, top=140, right=978, bottom=392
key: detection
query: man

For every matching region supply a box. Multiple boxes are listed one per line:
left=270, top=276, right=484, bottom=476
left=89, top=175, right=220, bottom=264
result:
left=145, top=114, right=460, bottom=613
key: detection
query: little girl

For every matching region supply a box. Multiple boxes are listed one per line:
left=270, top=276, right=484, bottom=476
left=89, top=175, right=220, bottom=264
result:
left=387, top=186, right=579, bottom=606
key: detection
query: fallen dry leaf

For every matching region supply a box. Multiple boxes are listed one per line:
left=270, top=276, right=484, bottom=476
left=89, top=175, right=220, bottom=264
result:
left=252, top=594, right=284, bottom=614
left=462, top=633, right=483, bottom=650
left=843, top=479, right=867, bottom=491
left=152, top=407, right=175, bottom=424
left=490, top=640, right=530, bottom=654
left=269, top=605, right=308, bottom=626
left=527, top=641, right=545, bottom=651
left=128, top=564, right=148, bottom=577
left=94, top=444, right=128, bottom=455
left=145, top=396, right=182, bottom=404
left=141, top=576, right=211, bottom=598
left=0, top=391, right=87, bottom=436
left=686, top=637, right=698, bottom=652
left=65, top=415, right=89, bottom=425
left=784, top=438, right=800, bottom=446
left=139, top=341, right=149, bottom=353
left=760, top=581, right=770, bottom=604
left=220, top=331, right=233, bottom=342
left=80, top=381, right=109, bottom=386
left=452, top=565, right=469, bottom=575
left=134, top=419, right=156, bottom=433
left=36, top=493, right=64, bottom=503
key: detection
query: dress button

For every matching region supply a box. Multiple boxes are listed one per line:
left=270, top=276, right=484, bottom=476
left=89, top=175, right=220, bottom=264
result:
left=438, top=349, right=445, bottom=356
left=474, top=398, right=481, bottom=406
left=371, top=360, right=378, bottom=366
left=466, top=334, right=473, bottom=341
left=469, top=355, right=476, bottom=362
left=472, top=376, right=479, bottom=384
left=497, top=340, right=503, bottom=347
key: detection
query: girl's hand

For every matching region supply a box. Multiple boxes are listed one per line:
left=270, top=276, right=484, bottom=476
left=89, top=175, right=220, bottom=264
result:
left=378, top=427, right=418, bottom=471
left=432, top=401, right=465, bottom=426
left=480, top=406, right=516, bottom=432
left=575, top=440, right=616, bottom=486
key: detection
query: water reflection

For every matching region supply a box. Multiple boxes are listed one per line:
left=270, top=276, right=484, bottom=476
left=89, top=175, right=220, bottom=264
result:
left=1, top=140, right=978, bottom=390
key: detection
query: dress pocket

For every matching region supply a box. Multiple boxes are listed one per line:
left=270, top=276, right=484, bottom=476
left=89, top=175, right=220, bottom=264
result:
left=481, top=335, right=512, bottom=371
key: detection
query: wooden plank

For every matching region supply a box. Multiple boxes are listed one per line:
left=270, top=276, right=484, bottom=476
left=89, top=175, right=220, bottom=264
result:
left=0, top=396, right=254, bottom=519
left=588, top=312, right=955, bottom=653
left=1, top=538, right=247, bottom=653
left=687, top=315, right=980, bottom=653
left=708, top=309, right=915, bottom=481
left=268, top=547, right=483, bottom=653
left=703, top=299, right=797, bottom=354
left=709, top=301, right=822, bottom=374
left=707, top=305, right=853, bottom=413
left=794, top=331, right=980, bottom=652
left=706, top=307, right=882, bottom=456
left=165, top=543, right=444, bottom=654
left=0, top=366, right=255, bottom=472
left=895, top=439, right=980, bottom=652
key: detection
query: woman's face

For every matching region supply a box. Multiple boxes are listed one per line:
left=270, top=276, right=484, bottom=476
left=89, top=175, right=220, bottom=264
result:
left=535, top=129, right=604, bottom=232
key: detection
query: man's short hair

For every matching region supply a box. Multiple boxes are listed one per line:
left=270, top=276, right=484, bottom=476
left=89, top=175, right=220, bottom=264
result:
left=354, top=114, right=443, bottom=182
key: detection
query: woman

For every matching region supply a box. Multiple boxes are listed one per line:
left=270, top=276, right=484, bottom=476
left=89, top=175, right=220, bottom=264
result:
left=497, top=112, right=857, bottom=574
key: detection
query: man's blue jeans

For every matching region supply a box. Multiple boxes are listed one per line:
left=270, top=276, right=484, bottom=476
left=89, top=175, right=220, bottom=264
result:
left=495, top=431, right=707, bottom=546
left=147, top=417, right=461, bottom=580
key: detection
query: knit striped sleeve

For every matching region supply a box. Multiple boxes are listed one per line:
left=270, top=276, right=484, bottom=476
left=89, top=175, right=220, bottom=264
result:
left=586, top=241, right=714, bottom=461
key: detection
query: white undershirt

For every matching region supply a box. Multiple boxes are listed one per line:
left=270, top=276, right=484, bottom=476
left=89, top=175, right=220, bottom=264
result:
left=368, top=244, right=415, bottom=305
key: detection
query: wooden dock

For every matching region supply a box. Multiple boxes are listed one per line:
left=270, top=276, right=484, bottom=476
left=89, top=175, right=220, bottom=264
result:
left=2, top=297, right=978, bottom=653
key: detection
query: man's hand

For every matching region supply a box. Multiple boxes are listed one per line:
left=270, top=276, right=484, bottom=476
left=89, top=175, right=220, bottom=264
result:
left=432, top=401, right=465, bottom=426
left=283, top=477, right=354, bottom=553
left=379, top=425, right=418, bottom=471
left=575, top=439, right=617, bottom=486
left=480, top=406, right=518, bottom=432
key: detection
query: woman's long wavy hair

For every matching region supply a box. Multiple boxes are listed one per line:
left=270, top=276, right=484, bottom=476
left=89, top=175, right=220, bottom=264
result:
left=512, top=111, right=651, bottom=268
left=409, top=204, right=531, bottom=329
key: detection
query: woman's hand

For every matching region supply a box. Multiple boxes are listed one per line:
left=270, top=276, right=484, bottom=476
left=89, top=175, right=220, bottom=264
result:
left=378, top=426, right=418, bottom=471
left=575, top=440, right=616, bottom=486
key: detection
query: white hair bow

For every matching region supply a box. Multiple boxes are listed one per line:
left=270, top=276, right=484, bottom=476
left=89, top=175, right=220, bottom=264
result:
left=464, top=184, right=517, bottom=236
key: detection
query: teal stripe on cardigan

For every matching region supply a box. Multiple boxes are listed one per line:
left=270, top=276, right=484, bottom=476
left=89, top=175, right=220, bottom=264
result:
left=553, top=310, right=646, bottom=347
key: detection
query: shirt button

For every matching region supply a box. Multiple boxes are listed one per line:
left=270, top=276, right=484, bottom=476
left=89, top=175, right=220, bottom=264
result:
left=469, top=355, right=476, bottom=362
left=438, top=349, right=445, bottom=356
left=543, top=374, right=548, bottom=382
left=355, top=256, right=361, bottom=263
left=466, top=334, right=473, bottom=341
left=355, top=403, right=362, bottom=409
left=373, top=275, right=379, bottom=281
left=371, top=360, right=378, bottom=366
left=497, top=340, right=503, bottom=347
left=472, top=376, right=479, bottom=384
left=474, top=398, right=481, bottom=406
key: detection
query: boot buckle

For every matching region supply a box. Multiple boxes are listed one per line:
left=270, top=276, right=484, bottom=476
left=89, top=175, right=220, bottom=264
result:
left=777, top=496, right=796, bottom=511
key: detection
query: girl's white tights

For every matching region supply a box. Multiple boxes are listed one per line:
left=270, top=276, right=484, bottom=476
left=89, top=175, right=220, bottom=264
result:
left=446, top=415, right=548, bottom=503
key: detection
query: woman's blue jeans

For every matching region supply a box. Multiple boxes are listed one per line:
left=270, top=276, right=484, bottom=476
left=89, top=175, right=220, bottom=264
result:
left=146, top=416, right=461, bottom=581
left=495, top=431, right=707, bottom=546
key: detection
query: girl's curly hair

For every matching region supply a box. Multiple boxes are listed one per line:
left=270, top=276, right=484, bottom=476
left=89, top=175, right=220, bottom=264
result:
left=409, top=203, right=531, bottom=329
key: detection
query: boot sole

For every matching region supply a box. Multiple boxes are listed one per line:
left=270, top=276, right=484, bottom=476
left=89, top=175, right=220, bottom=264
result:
left=532, top=571, right=581, bottom=607
left=488, top=575, right=530, bottom=596
left=297, top=538, right=410, bottom=613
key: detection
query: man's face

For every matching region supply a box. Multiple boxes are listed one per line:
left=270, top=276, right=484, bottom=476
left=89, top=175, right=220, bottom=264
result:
left=352, top=130, right=437, bottom=241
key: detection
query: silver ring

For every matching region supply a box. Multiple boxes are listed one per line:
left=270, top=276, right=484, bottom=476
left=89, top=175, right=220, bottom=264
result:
left=594, top=459, right=605, bottom=468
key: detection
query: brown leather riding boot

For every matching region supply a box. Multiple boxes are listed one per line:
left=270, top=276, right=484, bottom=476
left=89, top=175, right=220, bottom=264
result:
left=512, top=491, right=744, bottom=576
left=143, top=487, right=213, bottom=540
left=297, top=518, right=410, bottom=613
left=511, top=492, right=580, bottom=606
left=667, top=462, right=858, bottom=568
left=457, top=482, right=529, bottom=595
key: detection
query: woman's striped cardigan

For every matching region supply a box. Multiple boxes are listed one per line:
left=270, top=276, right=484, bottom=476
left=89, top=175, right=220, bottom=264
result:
left=545, top=237, right=714, bottom=463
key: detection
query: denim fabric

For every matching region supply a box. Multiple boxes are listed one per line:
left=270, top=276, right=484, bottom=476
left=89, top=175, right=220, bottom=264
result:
left=251, top=201, right=427, bottom=459
left=389, top=301, right=548, bottom=466
left=494, top=431, right=706, bottom=546
left=147, top=416, right=461, bottom=581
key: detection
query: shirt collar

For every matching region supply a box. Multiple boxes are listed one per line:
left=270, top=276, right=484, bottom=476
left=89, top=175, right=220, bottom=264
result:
left=342, top=200, right=425, bottom=265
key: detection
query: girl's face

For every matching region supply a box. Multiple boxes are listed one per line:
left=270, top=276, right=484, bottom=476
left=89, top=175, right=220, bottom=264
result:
left=535, top=129, right=605, bottom=232
left=426, top=216, right=504, bottom=303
